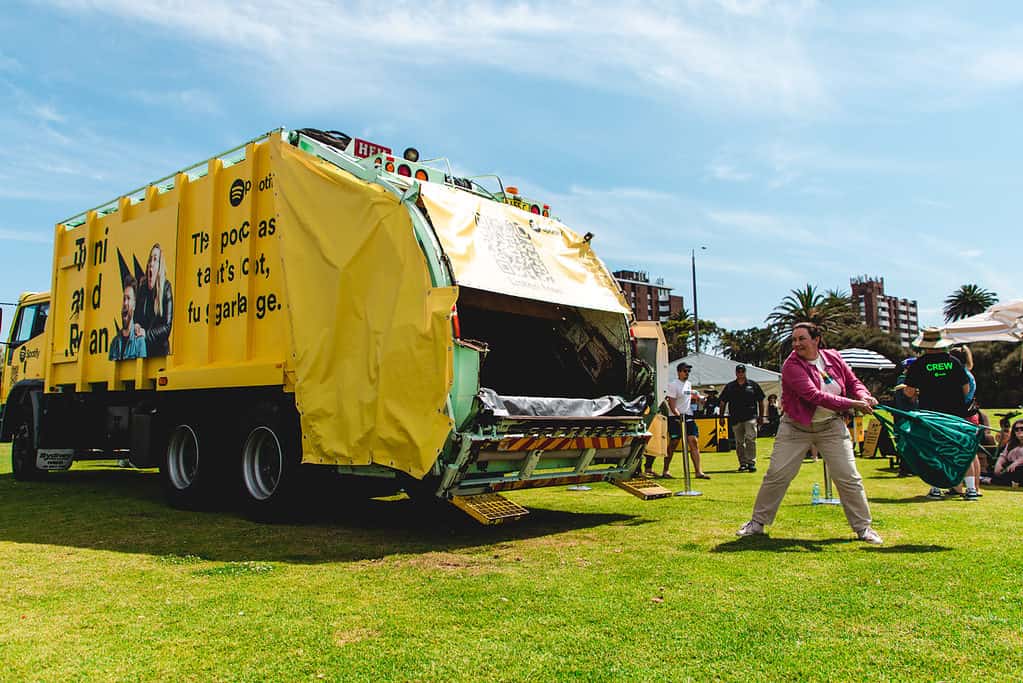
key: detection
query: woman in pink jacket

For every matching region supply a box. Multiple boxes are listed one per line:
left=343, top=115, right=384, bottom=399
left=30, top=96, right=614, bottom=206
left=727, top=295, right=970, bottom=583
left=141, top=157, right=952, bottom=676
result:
left=736, top=322, right=883, bottom=544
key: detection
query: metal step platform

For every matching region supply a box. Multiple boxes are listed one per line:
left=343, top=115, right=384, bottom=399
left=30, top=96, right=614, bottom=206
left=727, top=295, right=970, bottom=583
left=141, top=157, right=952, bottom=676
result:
left=450, top=493, right=530, bottom=525
left=611, top=478, right=673, bottom=500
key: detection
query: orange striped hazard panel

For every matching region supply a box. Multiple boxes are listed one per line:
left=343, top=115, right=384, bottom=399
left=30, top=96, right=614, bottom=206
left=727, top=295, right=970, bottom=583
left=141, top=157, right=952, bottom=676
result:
left=497, top=436, right=632, bottom=452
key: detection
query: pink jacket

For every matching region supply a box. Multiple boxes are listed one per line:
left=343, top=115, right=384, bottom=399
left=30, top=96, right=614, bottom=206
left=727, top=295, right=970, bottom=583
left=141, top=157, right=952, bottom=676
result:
left=780, top=348, right=872, bottom=426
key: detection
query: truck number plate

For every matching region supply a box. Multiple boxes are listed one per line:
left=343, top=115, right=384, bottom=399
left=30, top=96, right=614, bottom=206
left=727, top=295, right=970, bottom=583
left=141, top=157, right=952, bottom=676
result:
left=36, top=449, right=74, bottom=471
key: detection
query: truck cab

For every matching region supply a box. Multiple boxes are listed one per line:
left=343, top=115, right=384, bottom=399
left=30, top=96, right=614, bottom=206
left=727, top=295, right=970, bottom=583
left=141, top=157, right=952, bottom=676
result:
left=1, top=292, right=50, bottom=412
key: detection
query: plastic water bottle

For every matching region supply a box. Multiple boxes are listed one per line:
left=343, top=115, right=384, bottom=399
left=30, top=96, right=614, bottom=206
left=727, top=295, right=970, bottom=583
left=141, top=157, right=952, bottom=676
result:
left=811, top=482, right=821, bottom=505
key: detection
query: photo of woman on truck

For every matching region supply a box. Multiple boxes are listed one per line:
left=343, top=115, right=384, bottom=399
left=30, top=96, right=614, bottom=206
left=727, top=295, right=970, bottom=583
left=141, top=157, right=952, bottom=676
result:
left=133, top=243, right=173, bottom=357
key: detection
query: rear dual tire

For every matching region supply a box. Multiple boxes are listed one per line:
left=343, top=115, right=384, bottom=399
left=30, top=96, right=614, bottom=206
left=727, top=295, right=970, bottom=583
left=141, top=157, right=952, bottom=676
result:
left=161, top=422, right=230, bottom=510
left=239, top=405, right=304, bottom=521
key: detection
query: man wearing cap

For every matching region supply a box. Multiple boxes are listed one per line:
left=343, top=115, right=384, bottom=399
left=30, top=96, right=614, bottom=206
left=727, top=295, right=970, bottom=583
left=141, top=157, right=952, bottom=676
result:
left=903, top=327, right=973, bottom=499
left=719, top=364, right=766, bottom=472
left=649, top=363, right=709, bottom=479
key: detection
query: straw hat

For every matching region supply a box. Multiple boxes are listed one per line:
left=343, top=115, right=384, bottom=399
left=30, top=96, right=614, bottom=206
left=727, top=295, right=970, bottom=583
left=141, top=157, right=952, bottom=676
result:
left=912, top=327, right=953, bottom=350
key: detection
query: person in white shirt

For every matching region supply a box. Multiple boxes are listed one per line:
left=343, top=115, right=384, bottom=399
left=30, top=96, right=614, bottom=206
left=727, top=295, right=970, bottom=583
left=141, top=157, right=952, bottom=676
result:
left=646, top=363, right=709, bottom=479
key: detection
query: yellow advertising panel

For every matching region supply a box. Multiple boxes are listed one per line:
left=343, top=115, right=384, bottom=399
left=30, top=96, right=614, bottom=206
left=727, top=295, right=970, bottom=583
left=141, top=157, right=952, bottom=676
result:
left=271, top=139, right=457, bottom=478
left=695, top=417, right=730, bottom=453
left=419, top=183, right=630, bottom=314
left=48, top=138, right=290, bottom=392
left=50, top=197, right=179, bottom=389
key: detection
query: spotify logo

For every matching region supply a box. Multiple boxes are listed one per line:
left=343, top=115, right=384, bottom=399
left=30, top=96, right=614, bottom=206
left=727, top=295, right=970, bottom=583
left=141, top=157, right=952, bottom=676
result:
left=229, top=178, right=251, bottom=207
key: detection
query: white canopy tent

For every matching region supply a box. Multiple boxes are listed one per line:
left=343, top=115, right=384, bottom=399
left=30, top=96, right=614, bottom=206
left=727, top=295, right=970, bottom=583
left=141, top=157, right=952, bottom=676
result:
left=670, top=352, right=781, bottom=399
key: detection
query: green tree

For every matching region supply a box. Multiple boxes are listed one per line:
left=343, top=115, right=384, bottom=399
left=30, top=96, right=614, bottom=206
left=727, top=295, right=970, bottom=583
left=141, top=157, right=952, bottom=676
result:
left=943, top=284, right=998, bottom=322
left=661, top=308, right=721, bottom=359
left=719, top=327, right=780, bottom=371
left=765, top=284, right=858, bottom=343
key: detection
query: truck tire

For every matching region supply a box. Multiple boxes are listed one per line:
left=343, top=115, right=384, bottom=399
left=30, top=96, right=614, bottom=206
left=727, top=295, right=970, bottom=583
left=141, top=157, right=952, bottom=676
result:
left=239, top=405, right=304, bottom=521
left=11, top=418, right=45, bottom=481
left=161, top=423, right=226, bottom=509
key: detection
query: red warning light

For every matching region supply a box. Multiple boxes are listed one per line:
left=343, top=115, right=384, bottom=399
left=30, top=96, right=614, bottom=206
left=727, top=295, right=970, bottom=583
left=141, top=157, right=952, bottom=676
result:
left=414, top=169, right=429, bottom=181
left=397, top=164, right=412, bottom=177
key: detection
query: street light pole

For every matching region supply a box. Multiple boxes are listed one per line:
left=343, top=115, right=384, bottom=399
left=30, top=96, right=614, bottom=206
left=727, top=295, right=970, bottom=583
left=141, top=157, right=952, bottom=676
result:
left=691, top=246, right=706, bottom=354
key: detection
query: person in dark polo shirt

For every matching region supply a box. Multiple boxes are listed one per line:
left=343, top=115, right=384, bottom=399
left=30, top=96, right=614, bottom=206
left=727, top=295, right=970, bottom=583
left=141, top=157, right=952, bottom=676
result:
left=720, top=364, right=766, bottom=472
left=903, top=327, right=973, bottom=499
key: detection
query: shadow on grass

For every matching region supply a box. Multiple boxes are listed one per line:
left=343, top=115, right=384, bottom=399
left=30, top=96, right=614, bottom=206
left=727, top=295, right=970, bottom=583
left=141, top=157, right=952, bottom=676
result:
left=870, top=495, right=948, bottom=505
left=711, top=536, right=849, bottom=552
left=0, top=468, right=645, bottom=564
left=865, top=544, right=949, bottom=554
left=712, top=536, right=951, bottom=554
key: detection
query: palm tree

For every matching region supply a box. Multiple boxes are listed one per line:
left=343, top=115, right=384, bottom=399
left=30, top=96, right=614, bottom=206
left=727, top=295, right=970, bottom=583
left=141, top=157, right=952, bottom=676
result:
left=943, top=284, right=998, bottom=322
left=765, top=284, right=858, bottom=343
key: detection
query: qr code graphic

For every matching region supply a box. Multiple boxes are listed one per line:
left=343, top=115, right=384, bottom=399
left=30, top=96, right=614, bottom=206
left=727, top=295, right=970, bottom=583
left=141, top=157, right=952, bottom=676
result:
left=476, top=212, right=555, bottom=287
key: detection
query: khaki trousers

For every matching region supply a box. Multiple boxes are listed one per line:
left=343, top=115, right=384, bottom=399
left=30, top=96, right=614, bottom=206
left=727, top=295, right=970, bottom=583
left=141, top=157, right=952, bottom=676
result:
left=733, top=419, right=758, bottom=467
left=751, top=415, right=872, bottom=533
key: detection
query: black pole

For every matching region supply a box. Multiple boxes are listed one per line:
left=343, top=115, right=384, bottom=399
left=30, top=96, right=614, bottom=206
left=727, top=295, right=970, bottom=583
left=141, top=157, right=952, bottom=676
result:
left=691, top=249, right=699, bottom=354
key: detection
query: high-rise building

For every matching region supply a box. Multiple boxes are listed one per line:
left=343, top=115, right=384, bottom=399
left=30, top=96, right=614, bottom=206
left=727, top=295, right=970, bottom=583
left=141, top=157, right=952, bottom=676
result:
left=612, top=270, right=684, bottom=322
left=850, top=276, right=919, bottom=346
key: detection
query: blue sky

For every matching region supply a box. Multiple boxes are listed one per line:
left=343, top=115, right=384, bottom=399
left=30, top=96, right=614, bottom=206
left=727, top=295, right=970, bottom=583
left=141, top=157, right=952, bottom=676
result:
left=2, top=1, right=1021, bottom=341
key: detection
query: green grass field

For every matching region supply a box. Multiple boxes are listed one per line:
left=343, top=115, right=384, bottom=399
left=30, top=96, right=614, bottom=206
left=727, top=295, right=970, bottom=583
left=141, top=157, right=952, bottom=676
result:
left=2, top=434, right=1021, bottom=682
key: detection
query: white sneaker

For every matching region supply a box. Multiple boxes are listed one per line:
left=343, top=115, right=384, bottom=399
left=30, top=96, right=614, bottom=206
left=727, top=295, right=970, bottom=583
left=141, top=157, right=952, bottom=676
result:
left=858, top=527, right=883, bottom=545
left=736, top=520, right=765, bottom=537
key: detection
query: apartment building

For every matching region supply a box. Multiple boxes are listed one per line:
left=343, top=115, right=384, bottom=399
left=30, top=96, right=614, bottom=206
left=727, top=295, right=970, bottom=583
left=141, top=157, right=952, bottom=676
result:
left=850, top=276, right=919, bottom=346
left=612, top=270, right=684, bottom=322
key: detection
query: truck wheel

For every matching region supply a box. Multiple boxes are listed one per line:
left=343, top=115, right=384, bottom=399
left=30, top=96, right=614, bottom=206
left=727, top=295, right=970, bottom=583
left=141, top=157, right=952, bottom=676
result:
left=161, top=423, right=224, bottom=509
left=11, top=419, right=45, bottom=481
left=239, top=408, right=303, bottom=521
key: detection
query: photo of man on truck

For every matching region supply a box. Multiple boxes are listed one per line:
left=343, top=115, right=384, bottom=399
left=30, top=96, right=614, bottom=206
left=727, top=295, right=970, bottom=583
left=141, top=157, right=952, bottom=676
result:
left=108, top=277, right=147, bottom=361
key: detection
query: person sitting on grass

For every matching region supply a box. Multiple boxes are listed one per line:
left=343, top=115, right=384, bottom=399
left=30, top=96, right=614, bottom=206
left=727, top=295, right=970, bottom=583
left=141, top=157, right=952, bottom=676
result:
left=988, top=419, right=1023, bottom=487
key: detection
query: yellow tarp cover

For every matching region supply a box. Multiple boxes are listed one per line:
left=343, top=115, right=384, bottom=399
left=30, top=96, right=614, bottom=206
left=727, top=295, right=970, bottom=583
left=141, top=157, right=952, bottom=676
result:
left=271, top=139, right=458, bottom=478
left=419, top=183, right=630, bottom=315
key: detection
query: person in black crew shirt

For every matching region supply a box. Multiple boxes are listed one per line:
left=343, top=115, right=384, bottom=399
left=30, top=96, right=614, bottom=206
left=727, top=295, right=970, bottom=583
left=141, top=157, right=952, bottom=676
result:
left=719, top=365, right=766, bottom=472
left=903, top=327, right=973, bottom=499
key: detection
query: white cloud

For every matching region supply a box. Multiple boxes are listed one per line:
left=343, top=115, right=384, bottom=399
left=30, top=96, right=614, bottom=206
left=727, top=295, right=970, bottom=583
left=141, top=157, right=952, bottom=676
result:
left=131, top=89, right=223, bottom=116
left=704, top=208, right=825, bottom=244
left=33, top=104, right=65, bottom=123
left=44, top=0, right=830, bottom=116
left=0, top=229, right=53, bottom=244
left=969, top=48, right=1023, bottom=86
left=708, top=162, right=752, bottom=182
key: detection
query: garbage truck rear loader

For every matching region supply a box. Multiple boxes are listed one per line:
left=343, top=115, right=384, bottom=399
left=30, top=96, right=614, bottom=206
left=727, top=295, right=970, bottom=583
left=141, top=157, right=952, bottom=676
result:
left=0, top=128, right=662, bottom=523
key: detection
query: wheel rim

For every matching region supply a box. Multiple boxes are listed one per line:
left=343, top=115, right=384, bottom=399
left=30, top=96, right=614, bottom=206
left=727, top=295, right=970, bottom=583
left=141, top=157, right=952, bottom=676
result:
left=242, top=426, right=283, bottom=501
left=167, top=425, right=200, bottom=491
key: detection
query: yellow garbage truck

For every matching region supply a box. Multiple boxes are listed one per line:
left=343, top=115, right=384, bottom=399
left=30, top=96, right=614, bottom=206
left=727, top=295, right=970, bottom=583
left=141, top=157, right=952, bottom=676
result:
left=0, top=128, right=663, bottom=522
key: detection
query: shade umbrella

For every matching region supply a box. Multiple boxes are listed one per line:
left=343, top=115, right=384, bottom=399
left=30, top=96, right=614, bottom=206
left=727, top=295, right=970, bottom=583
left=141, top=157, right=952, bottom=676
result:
left=837, top=348, right=896, bottom=370
left=988, top=299, right=1023, bottom=328
left=942, top=309, right=1023, bottom=343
